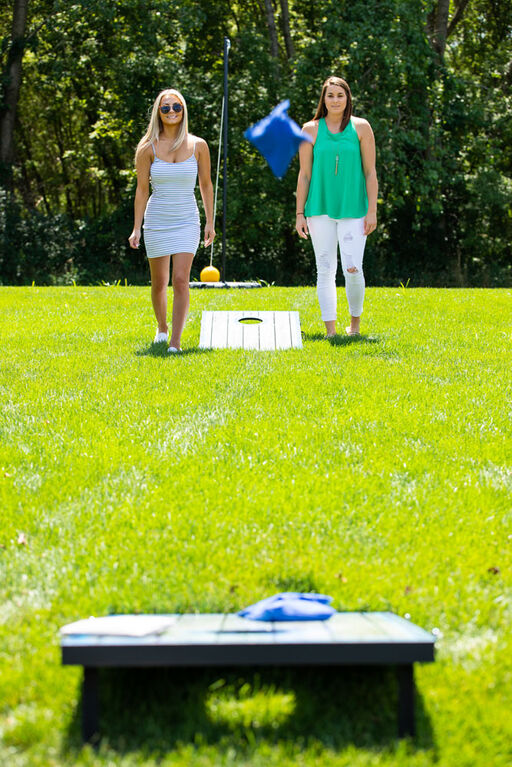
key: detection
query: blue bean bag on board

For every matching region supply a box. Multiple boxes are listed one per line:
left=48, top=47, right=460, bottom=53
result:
left=244, top=100, right=313, bottom=179
left=238, top=592, right=336, bottom=621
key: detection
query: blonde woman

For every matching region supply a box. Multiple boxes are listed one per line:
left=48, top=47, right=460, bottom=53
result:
left=296, top=76, right=378, bottom=337
left=129, top=89, right=215, bottom=352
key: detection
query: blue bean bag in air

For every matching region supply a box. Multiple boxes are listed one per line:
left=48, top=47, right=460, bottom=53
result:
left=238, top=592, right=336, bottom=621
left=244, top=100, right=313, bottom=179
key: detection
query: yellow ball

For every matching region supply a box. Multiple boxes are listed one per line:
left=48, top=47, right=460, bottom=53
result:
left=200, top=266, right=220, bottom=282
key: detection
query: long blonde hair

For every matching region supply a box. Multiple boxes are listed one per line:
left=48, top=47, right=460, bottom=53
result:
left=313, top=76, right=352, bottom=133
left=135, top=88, right=189, bottom=163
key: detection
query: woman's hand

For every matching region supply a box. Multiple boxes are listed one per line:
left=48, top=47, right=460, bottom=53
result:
left=128, top=229, right=141, bottom=249
left=364, top=212, right=377, bottom=235
left=296, top=213, right=309, bottom=239
left=204, top=223, right=216, bottom=247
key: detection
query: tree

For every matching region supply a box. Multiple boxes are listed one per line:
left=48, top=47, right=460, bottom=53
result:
left=0, top=0, right=29, bottom=188
left=261, top=0, right=279, bottom=58
left=279, top=0, right=294, bottom=59
left=426, top=0, right=471, bottom=57
left=0, top=0, right=510, bottom=286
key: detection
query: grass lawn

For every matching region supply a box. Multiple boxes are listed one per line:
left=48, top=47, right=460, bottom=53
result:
left=0, top=285, right=511, bottom=767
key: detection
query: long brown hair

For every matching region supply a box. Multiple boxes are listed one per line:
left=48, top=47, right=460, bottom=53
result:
left=313, top=76, right=353, bottom=133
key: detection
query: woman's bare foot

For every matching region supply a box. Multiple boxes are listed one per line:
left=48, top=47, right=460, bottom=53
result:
left=346, top=316, right=360, bottom=335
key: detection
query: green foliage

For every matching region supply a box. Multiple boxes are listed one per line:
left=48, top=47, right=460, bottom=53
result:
left=0, top=0, right=511, bottom=285
left=0, top=192, right=79, bottom=284
left=0, top=191, right=148, bottom=286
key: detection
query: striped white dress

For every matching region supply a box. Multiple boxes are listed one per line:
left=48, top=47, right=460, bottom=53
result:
left=143, top=140, right=200, bottom=258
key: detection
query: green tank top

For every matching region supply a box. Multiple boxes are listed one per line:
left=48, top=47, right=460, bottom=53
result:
left=304, top=117, right=368, bottom=219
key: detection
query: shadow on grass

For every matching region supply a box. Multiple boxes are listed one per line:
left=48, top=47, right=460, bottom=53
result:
left=64, top=666, right=436, bottom=758
left=303, top=332, right=381, bottom=346
left=136, top=336, right=382, bottom=357
left=135, top=344, right=214, bottom=358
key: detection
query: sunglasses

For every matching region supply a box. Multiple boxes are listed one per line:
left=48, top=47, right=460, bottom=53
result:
left=160, top=103, right=183, bottom=114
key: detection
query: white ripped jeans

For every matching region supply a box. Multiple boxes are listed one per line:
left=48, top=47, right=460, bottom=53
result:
left=308, top=215, right=366, bottom=320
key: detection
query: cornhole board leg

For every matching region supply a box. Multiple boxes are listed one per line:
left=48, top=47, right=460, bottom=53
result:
left=82, top=667, right=100, bottom=743
left=397, top=664, right=415, bottom=738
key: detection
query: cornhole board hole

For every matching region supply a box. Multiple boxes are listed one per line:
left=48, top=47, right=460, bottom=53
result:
left=199, top=310, right=302, bottom=350
left=61, top=611, right=436, bottom=743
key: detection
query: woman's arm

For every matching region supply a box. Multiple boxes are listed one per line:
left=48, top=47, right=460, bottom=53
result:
left=295, top=122, right=317, bottom=239
left=196, top=138, right=215, bottom=247
left=358, top=120, right=378, bottom=236
left=128, top=146, right=152, bottom=249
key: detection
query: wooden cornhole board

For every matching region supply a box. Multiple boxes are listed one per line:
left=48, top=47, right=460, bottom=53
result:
left=190, top=281, right=262, bottom=289
left=61, top=611, right=435, bottom=742
left=199, top=310, right=302, bottom=350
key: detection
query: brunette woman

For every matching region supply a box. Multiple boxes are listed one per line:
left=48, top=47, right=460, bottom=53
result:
left=296, top=76, right=378, bottom=336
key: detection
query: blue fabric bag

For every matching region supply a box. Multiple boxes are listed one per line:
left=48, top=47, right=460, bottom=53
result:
left=238, top=592, right=336, bottom=622
left=244, top=100, right=313, bottom=179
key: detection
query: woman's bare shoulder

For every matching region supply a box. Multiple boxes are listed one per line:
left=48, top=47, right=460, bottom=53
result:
left=352, top=116, right=374, bottom=142
left=136, top=142, right=154, bottom=167
left=302, top=121, right=319, bottom=142
left=191, top=134, right=208, bottom=149
left=352, top=115, right=372, bottom=131
left=139, top=142, right=154, bottom=158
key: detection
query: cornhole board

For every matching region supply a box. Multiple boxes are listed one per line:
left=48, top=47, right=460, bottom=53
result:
left=61, top=611, right=435, bottom=742
left=190, top=281, right=262, bottom=289
left=199, top=310, right=302, bottom=350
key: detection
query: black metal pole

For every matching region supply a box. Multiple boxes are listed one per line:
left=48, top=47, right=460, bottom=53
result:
left=222, top=37, right=230, bottom=282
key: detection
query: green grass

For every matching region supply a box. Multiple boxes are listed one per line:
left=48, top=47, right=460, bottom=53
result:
left=0, top=285, right=511, bottom=767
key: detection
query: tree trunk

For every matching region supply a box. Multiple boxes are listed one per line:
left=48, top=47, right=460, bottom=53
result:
left=433, top=0, right=450, bottom=56
left=447, top=0, right=471, bottom=38
left=17, top=120, right=52, bottom=214
left=262, top=0, right=279, bottom=58
left=54, top=119, right=74, bottom=216
left=427, top=0, right=472, bottom=57
left=279, top=0, right=294, bottom=59
left=0, top=0, right=29, bottom=186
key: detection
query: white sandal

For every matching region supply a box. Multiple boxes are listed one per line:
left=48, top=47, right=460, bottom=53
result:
left=154, top=330, right=169, bottom=343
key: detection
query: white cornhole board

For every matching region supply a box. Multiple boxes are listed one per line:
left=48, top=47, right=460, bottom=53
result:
left=199, top=311, right=302, bottom=350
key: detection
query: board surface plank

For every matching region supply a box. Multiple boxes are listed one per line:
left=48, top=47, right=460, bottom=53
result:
left=326, top=612, right=391, bottom=642
left=274, top=311, right=292, bottom=350
left=241, top=312, right=260, bottom=350
left=361, top=612, right=434, bottom=641
left=272, top=621, right=332, bottom=644
left=226, top=310, right=244, bottom=348
left=211, top=310, right=229, bottom=349
left=258, top=311, right=277, bottom=350
left=289, top=311, right=302, bottom=348
left=220, top=614, right=274, bottom=634
left=198, top=310, right=213, bottom=348
left=326, top=612, right=432, bottom=643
